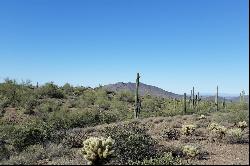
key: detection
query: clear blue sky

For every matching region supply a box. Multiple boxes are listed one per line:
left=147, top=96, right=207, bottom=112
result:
left=0, top=0, right=248, bottom=95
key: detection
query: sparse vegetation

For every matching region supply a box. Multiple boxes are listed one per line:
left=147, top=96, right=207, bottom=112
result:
left=0, top=78, right=248, bottom=165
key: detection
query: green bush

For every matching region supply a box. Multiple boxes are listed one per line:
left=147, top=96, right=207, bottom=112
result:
left=8, top=120, right=51, bottom=151
left=80, top=90, right=96, bottom=107
left=103, top=121, right=157, bottom=164
left=115, top=91, right=134, bottom=103
left=142, top=97, right=161, bottom=112
left=1, top=144, right=46, bottom=165
left=62, top=83, right=74, bottom=96
left=38, top=99, right=61, bottom=113
left=212, top=110, right=249, bottom=124
left=23, top=96, right=39, bottom=114
left=38, top=82, right=64, bottom=99
left=0, top=79, right=22, bottom=107
left=47, top=109, right=105, bottom=130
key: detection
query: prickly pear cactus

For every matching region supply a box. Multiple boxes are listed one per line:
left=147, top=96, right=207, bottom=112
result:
left=81, top=136, right=115, bottom=165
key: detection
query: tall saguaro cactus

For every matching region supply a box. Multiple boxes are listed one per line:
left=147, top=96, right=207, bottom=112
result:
left=215, top=86, right=219, bottom=111
left=241, top=90, right=245, bottom=103
left=183, top=93, right=187, bottom=114
left=192, top=87, right=195, bottom=109
left=240, top=93, right=242, bottom=103
left=134, top=73, right=140, bottom=119
left=223, top=97, right=226, bottom=109
left=190, top=90, right=192, bottom=108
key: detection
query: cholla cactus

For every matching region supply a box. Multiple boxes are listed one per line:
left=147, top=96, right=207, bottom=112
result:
left=181, top=125, right=196, bottom=136
left=81, top=137, right=115, bottom=165
left=238, top=121, right=248, bottom=131
left=198, top=115, right=206, bottom=120
left=226, top=128, right=243, bottom=143
left=182, top=145, right=199, bottom=158
left=208, top=123, right=227, bottom=139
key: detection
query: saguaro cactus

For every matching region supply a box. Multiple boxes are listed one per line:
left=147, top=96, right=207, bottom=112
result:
left=184, top=93, right=187, bottom=114
left=240, top=93, right=242, bottom=103
left=223, top=97, right=226, bottom=109
left=192, top=87, right=195, bottom=109
left=36, top=82, right=39, bottom=88
left=215, top=86, right=219, bottom=111
left=241, top=90, right=245, bottom=103
left=134, top=73, right=140, bottom=119
left=190, top=90, right=192, bottom=108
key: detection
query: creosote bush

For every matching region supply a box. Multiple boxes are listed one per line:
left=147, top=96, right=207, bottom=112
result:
left=103, top=121, right=157, bottom=164
left=81, top=137, right=115, bottom=165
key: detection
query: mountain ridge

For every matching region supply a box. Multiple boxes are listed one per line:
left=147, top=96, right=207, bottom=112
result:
left=102, top=82, right=248, bottom=102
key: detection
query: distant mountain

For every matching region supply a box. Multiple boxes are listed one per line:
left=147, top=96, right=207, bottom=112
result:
left=102, top=82, right=182, bottom=99
left=201, top=95, right=249, bottom=103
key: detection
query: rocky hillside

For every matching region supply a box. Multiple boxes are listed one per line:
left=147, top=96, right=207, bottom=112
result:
left=102, top=82, right=182, bottom=99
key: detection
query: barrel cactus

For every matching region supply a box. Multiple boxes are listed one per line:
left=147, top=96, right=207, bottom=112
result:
left=81, top=136, right=115, bottom=165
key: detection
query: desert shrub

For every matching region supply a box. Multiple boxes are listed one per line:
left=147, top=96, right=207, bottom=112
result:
left=225, top=128, right=244, bottom=144
left=38, top=82, right=64, bottom=99
left=62, top=129, right=86, bottom=148
left=208, top=122, right=227, bottom=139
left=141, top=97, right=161, bottom=112
left=0, top=140, right=11, bottom=160
left=38, top=99, right=61, bottom=113
left=47, top=108, right=107, bottom=130
left=237, top=121, right=248, bottom=131
left=62, top=83, right=74, bottom=96
left=128, top=152, right=182, bottom=165
left=115, top=91, right=134, bottom=103
left=95, top=97, right=110, bottom=110
left=23, top=96, right=39, bottom=114
left=8, top=120, right=51, bottom=151
left=80, top=90, right=96, bottom=107
left=44, top=143, right=71, bottom=160
left=0, top=79, right=22, bottom=107
left=182, top=145, right=199, bottom=159
left=212, top=110, right=249, bottom=124
left=99, top=110, right=121, bottom=124
left=103, top=121, right=157, bottom=164
left=181, top=125, right=196, bottom=136
left=0, top=96, right=9, bottom=117
left=1, top=144, right=46, bottom=165
left=81, top=137, right=115, bottom=165
left=162, top=128, right=180, bottom=140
